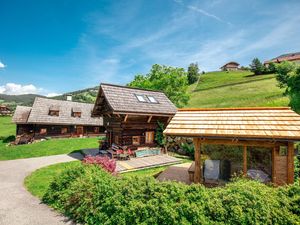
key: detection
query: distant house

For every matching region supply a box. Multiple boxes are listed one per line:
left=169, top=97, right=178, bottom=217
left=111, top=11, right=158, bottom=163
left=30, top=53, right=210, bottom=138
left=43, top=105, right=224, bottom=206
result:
left=0, top=105, right=12, bottom=116
left=92, top=83, right=177, bottom=149
left=264, top=52, right=300, bottom=66
left=220, top=62, right=240, bottom=71
left=12, top=97, right=104, bottom=138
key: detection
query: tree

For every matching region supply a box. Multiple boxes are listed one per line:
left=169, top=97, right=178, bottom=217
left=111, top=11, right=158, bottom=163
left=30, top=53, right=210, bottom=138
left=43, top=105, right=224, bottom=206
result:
left=267, top=62, right=277, bottom=74
left=275, top=61, right=300, bottom=112
left=250, top=58, right=265, bottom=75
left=187, top=63, right=199, bottom=84
left=128, top=64, right=189, bottom=107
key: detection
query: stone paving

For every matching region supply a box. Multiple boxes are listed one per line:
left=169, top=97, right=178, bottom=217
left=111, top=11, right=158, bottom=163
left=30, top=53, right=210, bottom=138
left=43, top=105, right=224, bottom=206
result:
left=156, top=162, right=192, bottom=184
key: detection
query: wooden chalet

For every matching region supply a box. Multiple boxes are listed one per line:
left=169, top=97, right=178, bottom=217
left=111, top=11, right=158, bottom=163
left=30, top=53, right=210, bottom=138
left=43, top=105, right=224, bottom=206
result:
left=220, top=62, right=239, bottom=71
left=12, top=97, right=104, bottom=139
left=264, top=52, right=300, bottom=66
left=164, top=107, right=300, bottom=186
left=0, top=105, right=12, bottom=116
left=92, top=83, right=177, bottom=149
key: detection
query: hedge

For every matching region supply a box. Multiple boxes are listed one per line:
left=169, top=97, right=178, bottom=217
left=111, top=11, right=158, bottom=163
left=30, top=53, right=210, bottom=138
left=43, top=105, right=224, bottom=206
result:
left=43, top=164, right=300, bottom=225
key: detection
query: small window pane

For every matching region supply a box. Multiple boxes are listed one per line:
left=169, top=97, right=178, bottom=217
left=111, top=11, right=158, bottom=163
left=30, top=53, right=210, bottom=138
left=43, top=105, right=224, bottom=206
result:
left=136, top=94, right=146, bottom=102
left=61, top=128, right=68, bottom=134
left=40, top=128, right=47, bottom=135
left=147, top=96, right=158, bottom=103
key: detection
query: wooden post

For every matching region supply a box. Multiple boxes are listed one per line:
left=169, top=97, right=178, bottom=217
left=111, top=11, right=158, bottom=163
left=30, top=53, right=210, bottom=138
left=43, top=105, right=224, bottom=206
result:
left=287, top=142, right=294, bottom=184
left=193, top=138, right=201, bottom=183
left=272, top=146, right=277, bottom=184
left=243, top=145, right=247, bottom=176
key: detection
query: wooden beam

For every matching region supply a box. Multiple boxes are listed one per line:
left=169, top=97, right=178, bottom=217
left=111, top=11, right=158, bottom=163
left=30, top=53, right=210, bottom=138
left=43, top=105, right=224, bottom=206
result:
left=243, top=146, right=247, bottom=176
left=167, top=116, right=172, bottom=123
left=287, top=142, right=294, bottom=184
left=272, top=146, right=277, bottom=184
left=193, top=138, right=201, bottom=183
left=147, top=116, right=153, bottom=123
left=116, top=114, right=121, bottom=118
left=198, top=138, right=286, bottom=148
left=123, top=114, right=128, bottom=122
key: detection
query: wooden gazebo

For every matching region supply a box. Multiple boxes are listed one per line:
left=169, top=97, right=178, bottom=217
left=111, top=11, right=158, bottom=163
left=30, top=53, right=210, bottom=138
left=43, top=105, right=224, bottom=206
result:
left=164, top=107, right=300, bottom=186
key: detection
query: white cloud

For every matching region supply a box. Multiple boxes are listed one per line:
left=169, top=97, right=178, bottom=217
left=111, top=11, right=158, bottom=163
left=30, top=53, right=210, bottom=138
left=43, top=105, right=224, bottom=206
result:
left=46, top=93, right=61, bottom=97
left=0, top=61, right=6, bottom=69
left=0, top=83, right=39, bottom=95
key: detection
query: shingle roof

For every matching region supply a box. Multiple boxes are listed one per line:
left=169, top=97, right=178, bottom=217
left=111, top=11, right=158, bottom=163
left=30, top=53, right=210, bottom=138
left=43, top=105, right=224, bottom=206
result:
left=14, top=97, right=103, bottom=126
left=164, top=107, right=300, bottom=141
left=264, top=52, right=300, bottom=64
left=12, top=106, right=32, bottom=124
left=95, top=83, right=177, bottom=115
left=220, top=61, right=240, bottom=68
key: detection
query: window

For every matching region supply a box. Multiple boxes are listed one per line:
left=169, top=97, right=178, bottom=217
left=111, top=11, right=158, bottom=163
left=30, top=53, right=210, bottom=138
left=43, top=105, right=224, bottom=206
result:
left=135, top=94, right=146, bottom=102
left=279, top=146, right=288, bottom=156
left=61, top=128, right=68, bottom=134
left=132, top=136, right=140, bottom=145
left=49, top=110, right=59, bottom=116
left=40, top=128, right=47, bottom=135
left=114, top=135, right=119, bottom=144
left=72, top=112, right=82, bottom=118
left=94, top=127, right=100, bottom=133
left=147, top=96, right=158, bottom=103
left=145, top=131, right=155, bottom=144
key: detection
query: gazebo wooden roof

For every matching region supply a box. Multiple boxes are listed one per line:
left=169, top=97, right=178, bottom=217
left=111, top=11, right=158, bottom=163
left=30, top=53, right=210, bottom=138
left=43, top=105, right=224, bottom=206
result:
left=164, top=107, right=300, bottom=141
left=164, top=107, right=299, bottom=185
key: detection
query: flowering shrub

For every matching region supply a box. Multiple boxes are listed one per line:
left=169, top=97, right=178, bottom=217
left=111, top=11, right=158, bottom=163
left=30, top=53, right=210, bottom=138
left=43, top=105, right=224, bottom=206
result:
left=43, top=164, right=300, bottom=225
left=82, top=155, right=116, bottom=173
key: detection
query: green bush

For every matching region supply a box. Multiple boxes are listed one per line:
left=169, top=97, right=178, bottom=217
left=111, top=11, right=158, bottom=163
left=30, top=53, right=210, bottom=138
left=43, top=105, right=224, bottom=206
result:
left=181, top=142, right=194, bottom=159
left=43, top=164, right=300, bottom=225
left=2, top=135, right=16, bottom=143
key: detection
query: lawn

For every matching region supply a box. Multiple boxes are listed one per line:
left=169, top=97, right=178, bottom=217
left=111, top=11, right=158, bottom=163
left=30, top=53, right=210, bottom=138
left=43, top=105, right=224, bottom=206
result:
left=0, top=137, right=99, bottom=160
left=187, top=71, right=289, bottom=108
left=24, top=161, right=81, bottom=198
left=25, top=160, right=180, bottom=198
left=0, top=116, right=15, bottom=137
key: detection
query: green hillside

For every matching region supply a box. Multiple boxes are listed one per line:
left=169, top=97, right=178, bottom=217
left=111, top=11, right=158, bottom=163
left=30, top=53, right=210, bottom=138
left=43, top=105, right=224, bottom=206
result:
left=187, top=70, right=289, bottom=108
left=0, top=94, right=43, bottom=109
left=52, top=86, right=98, bottom=104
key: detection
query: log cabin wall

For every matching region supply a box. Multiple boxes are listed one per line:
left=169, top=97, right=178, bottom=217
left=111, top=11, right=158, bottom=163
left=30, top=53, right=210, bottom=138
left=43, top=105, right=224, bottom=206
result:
left=104, top=114, right=169, bottom=148
left=16, top=124, right=104, bottom=139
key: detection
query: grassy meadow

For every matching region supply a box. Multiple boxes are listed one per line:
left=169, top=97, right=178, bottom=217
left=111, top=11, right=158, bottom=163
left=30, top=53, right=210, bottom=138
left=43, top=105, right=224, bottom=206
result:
left=187, top=70, right=289, bottom=108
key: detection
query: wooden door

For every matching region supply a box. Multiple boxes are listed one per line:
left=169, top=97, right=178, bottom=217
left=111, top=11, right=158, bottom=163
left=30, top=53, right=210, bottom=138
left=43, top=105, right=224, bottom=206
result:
left=76, top=126, right=84, bottom=136
left=145, top=131, right=155, bottom=144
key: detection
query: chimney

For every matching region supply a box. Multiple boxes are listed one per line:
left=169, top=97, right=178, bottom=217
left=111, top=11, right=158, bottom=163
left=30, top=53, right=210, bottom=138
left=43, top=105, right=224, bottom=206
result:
left=66, top=95, right=72, bottom=101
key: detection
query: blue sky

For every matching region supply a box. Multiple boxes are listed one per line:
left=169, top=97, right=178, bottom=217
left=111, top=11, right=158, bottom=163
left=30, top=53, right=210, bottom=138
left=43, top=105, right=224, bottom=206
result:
left=0, top=0, right=300, bottom=96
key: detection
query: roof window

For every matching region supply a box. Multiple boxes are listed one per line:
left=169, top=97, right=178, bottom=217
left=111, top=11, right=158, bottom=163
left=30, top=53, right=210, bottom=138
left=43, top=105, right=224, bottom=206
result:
left=49, top=105, right=59, bottom=116
left=135, top=94, right=147, bottom=102
left=147, top=96, right=158, bottom=103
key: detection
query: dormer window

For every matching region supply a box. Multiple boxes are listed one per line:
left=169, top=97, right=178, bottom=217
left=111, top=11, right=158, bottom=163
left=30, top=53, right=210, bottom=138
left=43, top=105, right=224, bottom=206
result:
left=49, top=105, right=59, bottom=116
left=147, top=96, right=158, bottom=103
left=72, top=107, right=82, bottom=118
left=135, top=94, right=146, bottom=102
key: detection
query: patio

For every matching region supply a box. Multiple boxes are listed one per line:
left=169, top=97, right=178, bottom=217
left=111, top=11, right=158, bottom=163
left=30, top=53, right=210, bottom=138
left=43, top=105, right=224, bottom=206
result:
left=82, top=148, right=182, bottom=172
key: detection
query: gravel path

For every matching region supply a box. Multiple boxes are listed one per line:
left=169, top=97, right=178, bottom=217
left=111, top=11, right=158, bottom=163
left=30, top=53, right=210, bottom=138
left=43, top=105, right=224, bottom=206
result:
left=0, top=153, right=83, bottom=225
